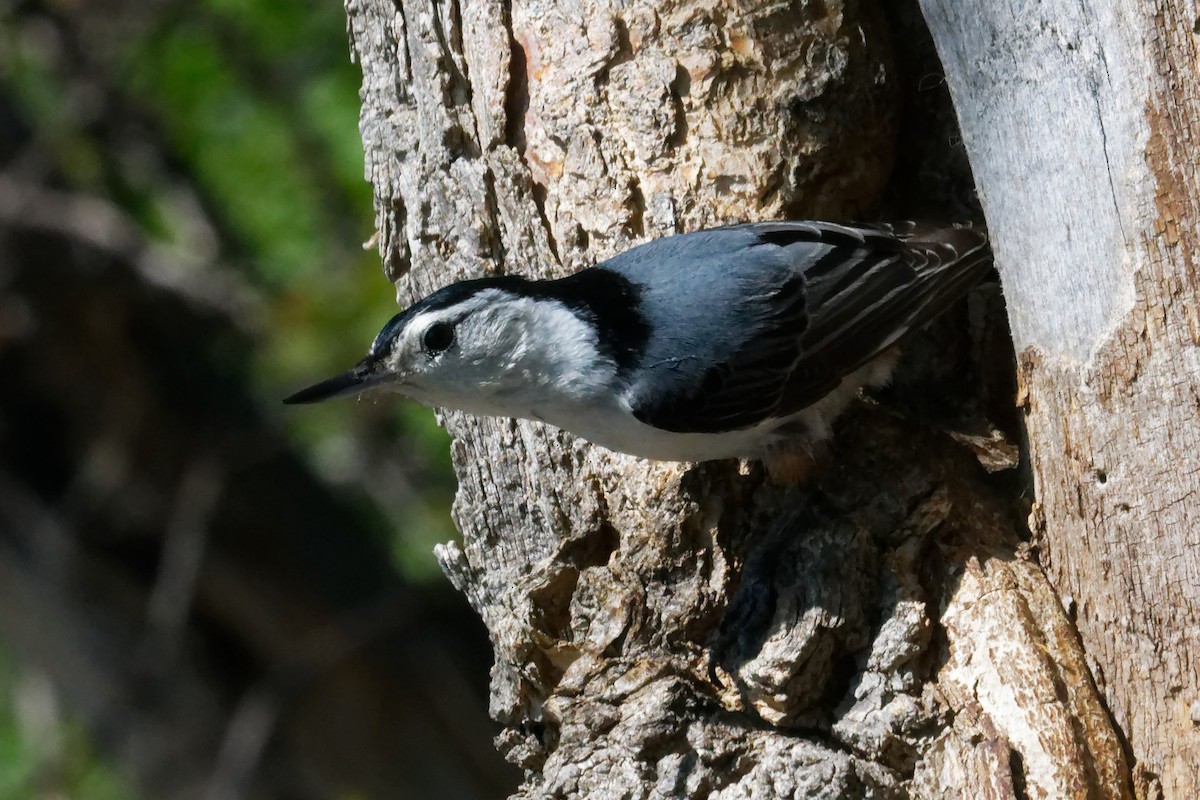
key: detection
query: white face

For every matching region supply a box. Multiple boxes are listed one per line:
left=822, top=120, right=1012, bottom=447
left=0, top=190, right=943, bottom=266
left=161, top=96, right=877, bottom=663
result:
left=376, top=289, right=614, bottom=419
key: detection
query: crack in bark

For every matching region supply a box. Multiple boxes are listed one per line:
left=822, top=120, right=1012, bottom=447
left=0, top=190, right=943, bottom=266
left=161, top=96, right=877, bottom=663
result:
left=626, top=177, right=645, bottom=239
left=668, top=64, right=690, bottom=150
left=504, top=33, right=529, bottom=154
left=1008, top=747, right=1030, bottom=800
left=530, top=180, right=560, bottom=265
left=430, top=0, right=471, bottom=108
left=388, top=0, right=417, bottom=108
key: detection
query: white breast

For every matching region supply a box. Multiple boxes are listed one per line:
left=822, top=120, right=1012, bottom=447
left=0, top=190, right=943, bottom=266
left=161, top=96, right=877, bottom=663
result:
left=532, top=355, right=896, bottom=463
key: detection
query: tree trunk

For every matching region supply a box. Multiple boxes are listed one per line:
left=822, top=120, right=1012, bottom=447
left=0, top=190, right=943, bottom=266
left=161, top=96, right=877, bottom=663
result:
left=345, top=0, right=1147, bottom=796
left=920, top=2, right=1200, bottom=798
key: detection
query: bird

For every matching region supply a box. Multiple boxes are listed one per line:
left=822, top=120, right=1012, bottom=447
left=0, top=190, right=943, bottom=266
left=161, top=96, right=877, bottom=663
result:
left=284, top=220, right=991, bottom=482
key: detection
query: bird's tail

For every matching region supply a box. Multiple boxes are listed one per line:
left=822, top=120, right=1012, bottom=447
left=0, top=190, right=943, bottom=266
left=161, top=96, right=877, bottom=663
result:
left=864, top=221, right=993, bottom=350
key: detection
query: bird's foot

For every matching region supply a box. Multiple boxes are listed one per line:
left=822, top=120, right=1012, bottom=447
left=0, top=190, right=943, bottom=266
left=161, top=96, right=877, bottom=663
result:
left=762, top=440, right=827, bottom=486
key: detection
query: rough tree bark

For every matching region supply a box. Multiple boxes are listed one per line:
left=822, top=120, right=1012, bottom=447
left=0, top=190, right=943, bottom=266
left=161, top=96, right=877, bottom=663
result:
left=921, top=2, right=1200, bottom=798
left=344, top=0, right=1154, bottom=796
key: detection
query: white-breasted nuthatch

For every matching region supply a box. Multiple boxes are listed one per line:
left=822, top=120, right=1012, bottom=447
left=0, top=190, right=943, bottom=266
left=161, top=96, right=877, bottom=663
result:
left=285, top=221, right=990, bottom=481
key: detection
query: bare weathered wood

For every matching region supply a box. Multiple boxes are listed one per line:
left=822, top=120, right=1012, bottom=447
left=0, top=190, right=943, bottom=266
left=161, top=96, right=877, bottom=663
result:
left=920, top=1, right=1200, bottom=797
left=347, top=0, right=1135, bottom=796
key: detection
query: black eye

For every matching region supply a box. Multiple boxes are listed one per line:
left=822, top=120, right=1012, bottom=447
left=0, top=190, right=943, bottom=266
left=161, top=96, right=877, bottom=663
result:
left=422, top=321, right=455, bottom=353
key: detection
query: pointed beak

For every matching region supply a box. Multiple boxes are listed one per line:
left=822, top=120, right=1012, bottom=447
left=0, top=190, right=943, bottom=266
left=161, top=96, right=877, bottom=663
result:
left=282, top=357, right=393, bottom=405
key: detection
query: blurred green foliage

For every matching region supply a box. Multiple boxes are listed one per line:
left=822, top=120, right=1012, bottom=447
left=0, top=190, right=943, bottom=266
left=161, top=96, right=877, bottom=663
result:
left=0, top=645, right=139, bottom=800
left=0, top=2, right=499, bottom=796
left=3, top=0, right=458, bottom=581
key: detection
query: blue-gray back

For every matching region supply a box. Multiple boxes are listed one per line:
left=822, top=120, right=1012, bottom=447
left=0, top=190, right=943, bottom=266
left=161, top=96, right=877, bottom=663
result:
left=596, top=221, right=990, bottom=433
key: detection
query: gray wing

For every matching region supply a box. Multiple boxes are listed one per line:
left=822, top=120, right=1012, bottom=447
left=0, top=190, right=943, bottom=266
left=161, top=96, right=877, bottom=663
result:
left=627, top=220, right=991, bottom=434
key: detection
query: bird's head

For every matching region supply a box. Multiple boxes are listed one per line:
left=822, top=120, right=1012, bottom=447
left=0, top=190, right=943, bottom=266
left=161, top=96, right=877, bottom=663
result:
left=283, top=276, right=613, bottom=416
